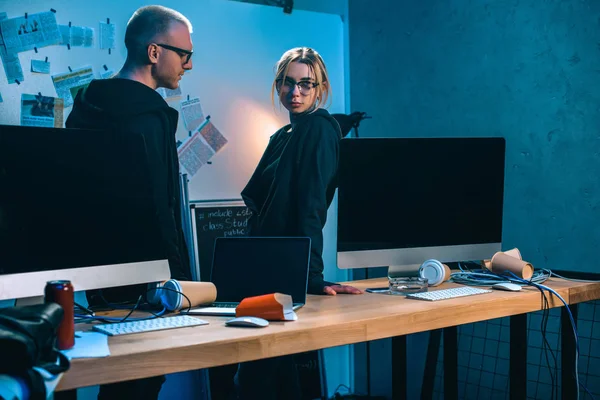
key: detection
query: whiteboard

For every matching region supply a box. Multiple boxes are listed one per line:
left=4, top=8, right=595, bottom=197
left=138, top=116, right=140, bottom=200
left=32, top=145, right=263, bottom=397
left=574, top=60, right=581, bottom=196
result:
left=0, top=0, right=345, bottom=202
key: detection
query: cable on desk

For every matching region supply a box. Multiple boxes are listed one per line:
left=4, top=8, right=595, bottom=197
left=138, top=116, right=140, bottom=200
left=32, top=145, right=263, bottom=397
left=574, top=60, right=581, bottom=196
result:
left=74, top=285, right=194, bottom=324
left=450, top=265, right=550, bottom=286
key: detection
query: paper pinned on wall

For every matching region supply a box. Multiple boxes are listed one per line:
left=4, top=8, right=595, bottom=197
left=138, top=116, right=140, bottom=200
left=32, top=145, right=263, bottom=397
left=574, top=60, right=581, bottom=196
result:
left=181, top=97, right=204, bottom=132
left=51, top=66, right=94, bottom=107
left=0, top=11, right=61, bottom=53
left=177, top=120, right=213, bottom=178
left=0, top=11, right=24, bottom=84
left=59, top=25, right=94, bottom=48
left=200, top=120, right=228, bottom=154
left=20, top=93, right=64, bottom=128
left=157, top=86, right=182, bottom=99
left=70, top=26, right=94, bottom=47
left=99, top=21, right=115, bottom=50
left=31, top=59, right=50, bottom=74
left=177, top=120, right=229, bottom=178
left=58, top=24, right=69, bottom=45
left=0, top=47, right=23, bottom=84
left=178, top=134, right=214, bottom=178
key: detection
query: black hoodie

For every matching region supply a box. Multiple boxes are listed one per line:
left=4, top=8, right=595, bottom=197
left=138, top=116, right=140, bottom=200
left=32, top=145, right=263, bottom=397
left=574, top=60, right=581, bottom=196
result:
left=66, top=78, right=190, bottom=282
left=241, top=108, right=341, bottom=295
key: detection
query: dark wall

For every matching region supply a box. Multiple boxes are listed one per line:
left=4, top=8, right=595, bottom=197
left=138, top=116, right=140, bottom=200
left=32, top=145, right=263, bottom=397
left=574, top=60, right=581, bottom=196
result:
left=349, top=0, right=600, bottom=273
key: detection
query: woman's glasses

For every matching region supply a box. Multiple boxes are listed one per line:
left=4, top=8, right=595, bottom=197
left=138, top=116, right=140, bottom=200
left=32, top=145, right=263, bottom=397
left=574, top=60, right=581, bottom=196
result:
left=276, top=78, right=318, bottom=95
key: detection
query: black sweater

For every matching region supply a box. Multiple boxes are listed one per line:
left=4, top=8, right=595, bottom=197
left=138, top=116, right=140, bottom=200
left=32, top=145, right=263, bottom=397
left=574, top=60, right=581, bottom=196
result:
left=66, top=79, right=190, bottom=282
left=241, top=108, right=341, bottom=294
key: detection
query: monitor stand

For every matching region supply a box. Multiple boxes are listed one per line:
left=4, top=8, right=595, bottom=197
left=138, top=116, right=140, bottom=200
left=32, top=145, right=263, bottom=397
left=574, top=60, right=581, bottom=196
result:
left=387, top=264, right=421, bottom=279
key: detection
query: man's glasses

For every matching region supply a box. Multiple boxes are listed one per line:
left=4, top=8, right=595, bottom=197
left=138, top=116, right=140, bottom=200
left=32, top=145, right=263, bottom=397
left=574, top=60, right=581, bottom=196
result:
left=155, top=43, right=193, bottom=64
left=276, top=78, right=319, bottom=95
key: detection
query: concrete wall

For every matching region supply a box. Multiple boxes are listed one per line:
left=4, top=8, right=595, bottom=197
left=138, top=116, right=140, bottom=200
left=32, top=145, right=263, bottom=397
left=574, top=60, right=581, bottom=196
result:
left=348, top=0, right=600, bottom=274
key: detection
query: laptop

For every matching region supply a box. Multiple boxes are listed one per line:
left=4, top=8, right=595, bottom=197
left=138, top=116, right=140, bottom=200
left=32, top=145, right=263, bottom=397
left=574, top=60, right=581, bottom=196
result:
left=182, top=237, right=311, bottom=316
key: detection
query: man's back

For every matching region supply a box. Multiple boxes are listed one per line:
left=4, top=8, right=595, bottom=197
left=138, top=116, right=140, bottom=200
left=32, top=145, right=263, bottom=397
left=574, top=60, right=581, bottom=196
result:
left=67, top=78, right=191, bottom=282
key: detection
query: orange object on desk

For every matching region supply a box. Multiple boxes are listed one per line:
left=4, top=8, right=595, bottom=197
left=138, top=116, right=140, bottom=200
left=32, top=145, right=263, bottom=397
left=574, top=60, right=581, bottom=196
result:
left=235, top=293, right=297, bottom=321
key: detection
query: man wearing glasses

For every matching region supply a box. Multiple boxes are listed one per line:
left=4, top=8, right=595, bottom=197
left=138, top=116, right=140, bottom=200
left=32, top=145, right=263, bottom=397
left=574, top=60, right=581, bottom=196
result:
left=66, top=5, right=193, bottom=400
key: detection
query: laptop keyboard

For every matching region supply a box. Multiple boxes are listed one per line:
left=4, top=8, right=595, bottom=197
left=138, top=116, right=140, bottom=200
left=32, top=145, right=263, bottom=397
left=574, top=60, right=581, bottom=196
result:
left=212, top=302, right=238, bottom=308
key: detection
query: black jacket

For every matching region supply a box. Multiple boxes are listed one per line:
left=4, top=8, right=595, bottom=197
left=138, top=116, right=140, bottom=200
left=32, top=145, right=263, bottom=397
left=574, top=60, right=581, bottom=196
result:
left=241, top=108, right=341, bottom=294
left=66, top=78, right=190, bottom=281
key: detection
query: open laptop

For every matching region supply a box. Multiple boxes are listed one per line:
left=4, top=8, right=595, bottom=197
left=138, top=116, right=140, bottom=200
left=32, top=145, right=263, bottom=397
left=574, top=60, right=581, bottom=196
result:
left=182, top=237, right=311, bottom=316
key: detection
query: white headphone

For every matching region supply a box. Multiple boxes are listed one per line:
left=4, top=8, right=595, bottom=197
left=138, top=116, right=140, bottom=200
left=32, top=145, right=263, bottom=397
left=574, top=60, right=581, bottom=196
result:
left=418, top=259, right=451, bottom=286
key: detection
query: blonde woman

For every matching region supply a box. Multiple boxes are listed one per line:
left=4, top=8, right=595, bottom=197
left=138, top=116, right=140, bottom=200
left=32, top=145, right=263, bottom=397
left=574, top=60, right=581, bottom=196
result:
left=237, top=47, right=361, bottom=399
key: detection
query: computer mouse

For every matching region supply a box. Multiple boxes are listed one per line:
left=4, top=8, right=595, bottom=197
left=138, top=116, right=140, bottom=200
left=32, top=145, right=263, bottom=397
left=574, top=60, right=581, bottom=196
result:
left=492, top=282, right=522, bottom=292
left=225, top=316, right=269, bottom=328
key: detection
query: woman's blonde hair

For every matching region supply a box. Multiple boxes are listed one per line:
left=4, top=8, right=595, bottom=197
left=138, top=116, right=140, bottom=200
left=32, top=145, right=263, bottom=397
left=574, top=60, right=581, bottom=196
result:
left=271, top=47, right=331, bottom=110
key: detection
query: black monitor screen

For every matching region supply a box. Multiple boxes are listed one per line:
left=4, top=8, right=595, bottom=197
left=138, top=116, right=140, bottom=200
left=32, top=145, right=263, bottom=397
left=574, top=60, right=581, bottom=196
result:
left=337, top=137, right=505, bottom=252
left=0, top=125, right=166, bottom=275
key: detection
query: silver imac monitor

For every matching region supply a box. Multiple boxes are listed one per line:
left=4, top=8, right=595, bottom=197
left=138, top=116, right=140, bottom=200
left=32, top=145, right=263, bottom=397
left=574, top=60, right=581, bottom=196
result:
left=337, top=137, right=505, bottom=276
left=0, top=125, right=170, bottom=302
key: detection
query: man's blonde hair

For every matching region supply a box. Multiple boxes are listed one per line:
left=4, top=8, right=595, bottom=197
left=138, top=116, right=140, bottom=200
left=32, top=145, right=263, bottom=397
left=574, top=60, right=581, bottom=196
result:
left=125, top=5, right=193, bottom=64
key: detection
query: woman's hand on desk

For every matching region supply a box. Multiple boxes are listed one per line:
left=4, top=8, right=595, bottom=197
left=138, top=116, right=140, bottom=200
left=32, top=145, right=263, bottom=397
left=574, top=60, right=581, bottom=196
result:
left=323, top=284, right=363, bottom=296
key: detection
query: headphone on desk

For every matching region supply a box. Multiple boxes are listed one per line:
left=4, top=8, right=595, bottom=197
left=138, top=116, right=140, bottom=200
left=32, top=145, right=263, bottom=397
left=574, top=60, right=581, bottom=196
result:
left=147, top=280, right=217, bottom=311
left=418, top=259, right=452, bottom=286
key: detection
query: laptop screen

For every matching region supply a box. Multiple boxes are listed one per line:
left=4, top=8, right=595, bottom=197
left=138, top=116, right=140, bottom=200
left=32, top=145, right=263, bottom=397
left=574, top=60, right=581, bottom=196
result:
left=210, top=237, right=311, bottom=304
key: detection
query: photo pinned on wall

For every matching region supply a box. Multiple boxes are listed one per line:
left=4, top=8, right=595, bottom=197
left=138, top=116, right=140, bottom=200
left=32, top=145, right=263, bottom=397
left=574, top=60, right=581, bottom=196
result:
left=181, top=97, right=204, bottom=132
left=51, top=65, right=94, bottom=107
left=177, top=119, right=228, bottom=178
left=20, top=93, right=64, bottom=128
left=31, top=59, right=50, bottom=74
left=0, top=11, right=61, bottom=53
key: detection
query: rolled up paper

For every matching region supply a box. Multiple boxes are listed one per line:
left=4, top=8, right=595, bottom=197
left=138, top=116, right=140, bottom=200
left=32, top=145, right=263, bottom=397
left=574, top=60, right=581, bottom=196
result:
left=482, top=247, right=523, bottom=270
left=503, top=248, right=522, bottom=260
left=159, top=280, right=217, bottom=311
left=490, top=252, right=533, bottom=279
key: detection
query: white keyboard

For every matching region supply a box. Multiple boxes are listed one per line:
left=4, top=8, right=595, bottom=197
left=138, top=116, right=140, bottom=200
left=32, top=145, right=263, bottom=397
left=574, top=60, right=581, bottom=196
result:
left=406, top=286, right=492, bottom=301
left=93, top=315, right=209, bottom=336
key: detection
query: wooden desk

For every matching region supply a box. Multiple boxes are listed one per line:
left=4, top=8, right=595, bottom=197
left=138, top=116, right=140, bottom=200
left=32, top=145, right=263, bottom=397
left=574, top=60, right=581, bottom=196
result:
left=56, top=278, right=600, bottom=393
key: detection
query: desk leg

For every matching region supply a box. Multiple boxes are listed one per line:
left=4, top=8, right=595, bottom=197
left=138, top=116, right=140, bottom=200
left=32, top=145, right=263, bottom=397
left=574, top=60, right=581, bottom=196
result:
left=391, top=335, right=407, bottom=400
left=510, top=313, right=527, bottom=400
left=561, top=304, right=578, bottom=400
left=421, top=329, right=442, bottom=400
left=443, top=327, right=458, bottom=400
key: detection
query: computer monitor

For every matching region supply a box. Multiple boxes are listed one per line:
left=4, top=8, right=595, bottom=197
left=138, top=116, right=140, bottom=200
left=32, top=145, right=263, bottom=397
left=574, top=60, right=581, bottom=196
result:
left=0, top=125, right=170, bottom=301
left=337, top=137, right=505, bottom=276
